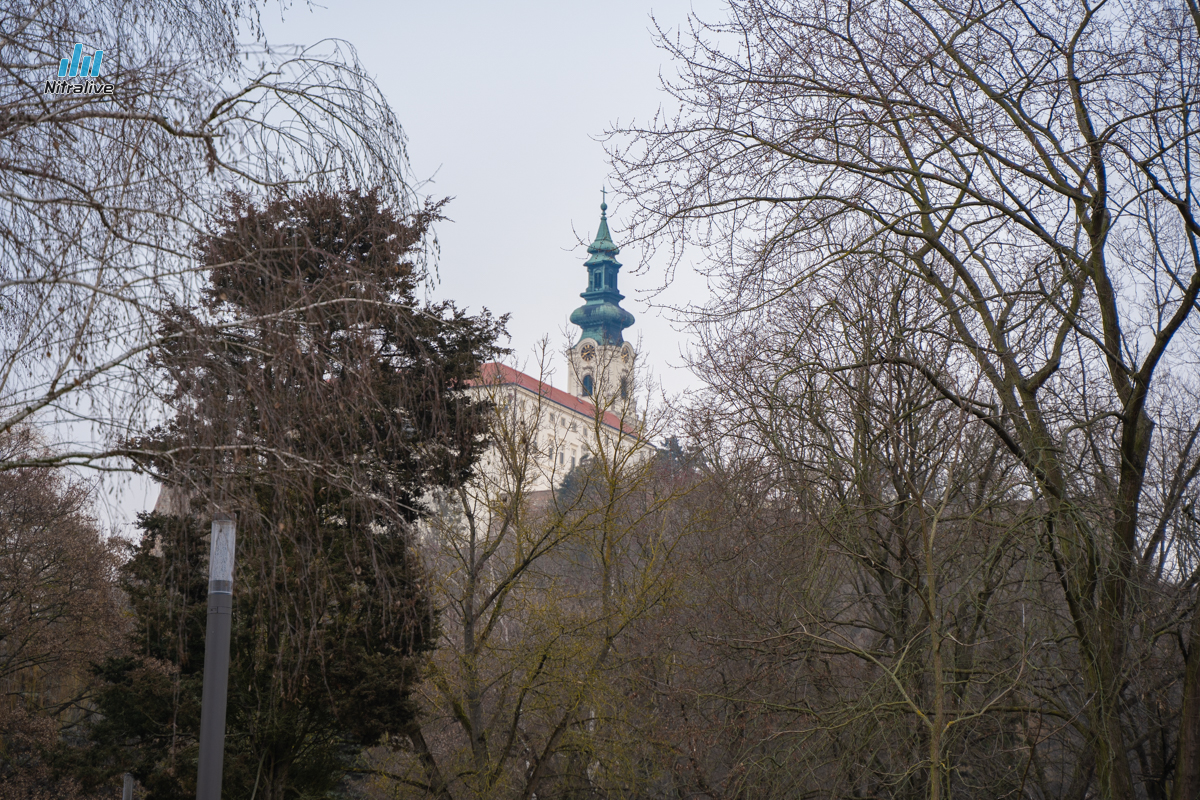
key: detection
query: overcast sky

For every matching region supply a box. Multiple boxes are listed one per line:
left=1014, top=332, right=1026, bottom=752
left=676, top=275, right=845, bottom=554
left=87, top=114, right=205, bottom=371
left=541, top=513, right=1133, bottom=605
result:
left=264, top=0, right=718, bottom=394
left=112, top=0, right=721, bottom=529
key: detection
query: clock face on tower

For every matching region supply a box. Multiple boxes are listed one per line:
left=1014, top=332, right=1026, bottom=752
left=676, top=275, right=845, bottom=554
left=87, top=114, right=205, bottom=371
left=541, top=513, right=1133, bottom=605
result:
left=580, top=342, right=596, bottom=362
left=621, top=344, right=633, bottom=364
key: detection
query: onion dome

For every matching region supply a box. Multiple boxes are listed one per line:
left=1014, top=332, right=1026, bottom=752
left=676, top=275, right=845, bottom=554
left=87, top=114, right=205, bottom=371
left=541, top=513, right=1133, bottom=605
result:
left=569, top=193, right=635, bottom=345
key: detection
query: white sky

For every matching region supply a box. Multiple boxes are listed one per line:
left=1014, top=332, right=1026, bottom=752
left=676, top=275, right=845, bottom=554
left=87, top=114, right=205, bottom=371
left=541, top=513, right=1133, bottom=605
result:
left=264, top=0, right=717, bottom=393
left=107, top=0, right=719, bottom=531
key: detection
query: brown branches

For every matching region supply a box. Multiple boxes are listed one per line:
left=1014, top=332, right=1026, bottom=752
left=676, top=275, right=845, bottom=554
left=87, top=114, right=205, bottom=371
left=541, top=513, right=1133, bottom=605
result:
left=608, top=1, right=1200, bottom=795
left=0, top=1, right=415, bottom=474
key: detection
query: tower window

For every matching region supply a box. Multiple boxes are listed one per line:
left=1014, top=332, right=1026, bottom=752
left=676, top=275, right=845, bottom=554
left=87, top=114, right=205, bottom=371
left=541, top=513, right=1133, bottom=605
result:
left=582, top=374, right=593, bottom=396
left=620, top=375, right=629, bottom=399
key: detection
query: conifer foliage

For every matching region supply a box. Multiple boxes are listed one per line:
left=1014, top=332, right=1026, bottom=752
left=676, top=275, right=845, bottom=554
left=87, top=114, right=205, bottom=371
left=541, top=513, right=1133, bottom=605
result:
left=81, top=188, right=507, bottom=799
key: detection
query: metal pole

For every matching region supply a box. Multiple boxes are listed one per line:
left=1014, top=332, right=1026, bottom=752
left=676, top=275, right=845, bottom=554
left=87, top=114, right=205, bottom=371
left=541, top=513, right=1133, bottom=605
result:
left=196, top=513, right=236, bottom=800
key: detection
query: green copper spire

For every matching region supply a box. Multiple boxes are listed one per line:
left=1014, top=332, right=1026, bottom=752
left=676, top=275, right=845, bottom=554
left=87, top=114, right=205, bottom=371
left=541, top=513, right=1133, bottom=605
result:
left=570, top=192, right=635, bottom=346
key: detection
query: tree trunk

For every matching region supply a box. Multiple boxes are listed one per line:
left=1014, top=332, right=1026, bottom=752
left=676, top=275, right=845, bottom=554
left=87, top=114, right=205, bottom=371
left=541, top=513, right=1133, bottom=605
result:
left=407, top=722, right=455, bottom=800
left=1173, top=599, right=1200, bottom=800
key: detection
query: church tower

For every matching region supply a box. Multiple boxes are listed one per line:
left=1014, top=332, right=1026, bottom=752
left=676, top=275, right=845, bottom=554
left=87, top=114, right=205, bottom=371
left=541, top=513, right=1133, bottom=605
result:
left=567, top=194, right=636, bottom=409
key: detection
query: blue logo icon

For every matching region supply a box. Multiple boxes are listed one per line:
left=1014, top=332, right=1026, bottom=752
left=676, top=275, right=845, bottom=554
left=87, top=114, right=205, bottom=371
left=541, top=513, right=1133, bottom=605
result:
left=59, top=44, right=103, bottom=78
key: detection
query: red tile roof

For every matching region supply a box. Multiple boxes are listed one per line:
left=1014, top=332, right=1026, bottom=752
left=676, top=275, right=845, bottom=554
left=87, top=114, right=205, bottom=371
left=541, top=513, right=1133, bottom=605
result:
left=475, top=363, right=633, bottom=433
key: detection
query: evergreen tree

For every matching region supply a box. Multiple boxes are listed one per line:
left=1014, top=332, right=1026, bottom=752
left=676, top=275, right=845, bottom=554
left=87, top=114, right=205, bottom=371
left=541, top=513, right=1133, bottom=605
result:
left=83, top=510, right=431, bottom=800
left=78, top=188, right=507, bottom=799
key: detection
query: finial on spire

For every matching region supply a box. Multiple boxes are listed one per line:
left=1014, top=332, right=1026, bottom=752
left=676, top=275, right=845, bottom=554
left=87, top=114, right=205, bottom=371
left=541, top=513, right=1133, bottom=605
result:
left=601, top=186, right=607, bottom=212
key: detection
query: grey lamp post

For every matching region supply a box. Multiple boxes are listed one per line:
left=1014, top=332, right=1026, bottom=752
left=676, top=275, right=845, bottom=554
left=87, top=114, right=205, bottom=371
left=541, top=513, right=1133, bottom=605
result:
left=196, top=513, right=236, bottom=800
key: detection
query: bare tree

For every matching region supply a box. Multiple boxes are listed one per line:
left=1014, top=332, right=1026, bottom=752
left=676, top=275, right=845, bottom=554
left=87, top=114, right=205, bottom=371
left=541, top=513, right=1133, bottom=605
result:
left=0, top=427, right=123, bottom=799
left=597, top=267, right=1069, bottom=800
left=610, top=1, right=1200, bottom=796
left=359, top=348, right=697, bottom=800
left=0, top=0, right=414, bottom=473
